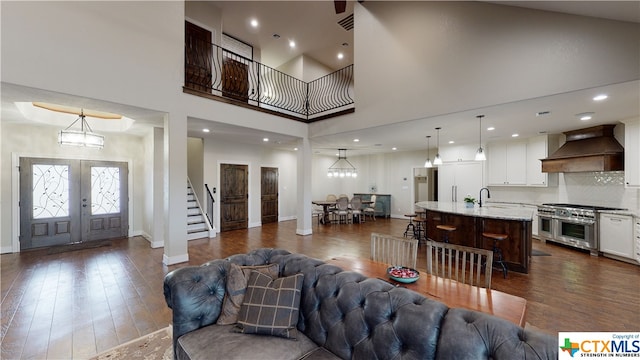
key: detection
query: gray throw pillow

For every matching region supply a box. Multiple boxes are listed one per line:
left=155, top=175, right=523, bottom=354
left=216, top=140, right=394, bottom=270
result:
left=216, top=263, right=280, bottom=325
left=235, top=270, right=304, bottom=339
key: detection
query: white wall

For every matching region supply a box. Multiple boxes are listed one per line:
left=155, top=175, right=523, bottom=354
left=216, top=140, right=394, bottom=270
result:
left=203, top=139, right=298, bottom=230
left=187, top=137, right=204, bottom=204
left=310, top=1, right=640, bottom=137
left=1, top=1, right=184, bottom=112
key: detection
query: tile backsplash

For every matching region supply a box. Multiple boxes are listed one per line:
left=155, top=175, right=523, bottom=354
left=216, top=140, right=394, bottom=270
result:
left=490, top=171, right=639, bottom=213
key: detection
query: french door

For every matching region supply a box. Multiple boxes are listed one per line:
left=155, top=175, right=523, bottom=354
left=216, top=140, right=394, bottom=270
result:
left=19, top=157, right=129, bottom=250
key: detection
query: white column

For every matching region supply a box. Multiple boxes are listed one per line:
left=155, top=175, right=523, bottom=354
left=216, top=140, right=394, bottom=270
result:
left=163, top=112, right=189, bottom=265
left=151, top=127, right=165, bottom=248
left=296, top=137, right=313, bottom=235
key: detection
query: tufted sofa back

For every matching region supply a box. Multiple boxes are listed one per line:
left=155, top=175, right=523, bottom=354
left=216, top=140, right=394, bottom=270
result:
left=164, top=248, right=557, bottom=360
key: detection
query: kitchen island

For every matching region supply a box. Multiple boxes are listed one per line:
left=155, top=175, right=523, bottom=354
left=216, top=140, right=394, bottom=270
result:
left=415, top=201, right=535, bottom=274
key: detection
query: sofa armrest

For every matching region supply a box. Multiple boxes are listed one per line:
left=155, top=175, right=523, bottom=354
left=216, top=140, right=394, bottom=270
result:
left=163, top=248, right=293, bottom=352
left=163, top=259, right=229, bottom=350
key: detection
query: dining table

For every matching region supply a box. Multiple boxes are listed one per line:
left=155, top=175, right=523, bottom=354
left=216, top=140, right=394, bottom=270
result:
left=325, top=255, right=527, bottom=327
left=312, top=200, right=373, bottom=225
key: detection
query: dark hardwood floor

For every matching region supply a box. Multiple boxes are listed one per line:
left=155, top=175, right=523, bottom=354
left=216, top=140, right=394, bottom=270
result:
left=2, top=218, right=639, bottom=359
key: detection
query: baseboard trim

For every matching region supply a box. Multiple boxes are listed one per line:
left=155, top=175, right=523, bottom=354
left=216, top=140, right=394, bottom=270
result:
left=1, top=246, right=15, bottom=254
left=296, top=228, right=313, bottom=236
left=163, top=253, right=189, bottom=265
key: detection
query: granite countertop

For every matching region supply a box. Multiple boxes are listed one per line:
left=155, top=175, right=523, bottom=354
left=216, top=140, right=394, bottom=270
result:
left=415, top=201, right=535, bottom=221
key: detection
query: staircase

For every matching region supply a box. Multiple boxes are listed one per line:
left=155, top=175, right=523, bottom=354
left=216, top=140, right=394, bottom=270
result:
left=187, top=183, right=213, bottom=240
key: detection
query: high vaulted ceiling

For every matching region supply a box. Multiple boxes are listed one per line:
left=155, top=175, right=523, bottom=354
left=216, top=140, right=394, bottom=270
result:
left=3, top=1, right=639, bottom=157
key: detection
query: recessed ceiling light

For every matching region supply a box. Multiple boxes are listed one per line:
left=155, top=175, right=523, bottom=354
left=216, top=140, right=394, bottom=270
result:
left=392, top=147, right=397, bottom=151
left=294, top=147, right=298, bottom=151
left=577, top=112, right=594, bottom=121
left=250, top=19, right=258, bottom=28
left=342, top=42, right=349, bottom=47
left=263, top=137, right=269, bottom=142
left=202, top=128, right=210, bottom=133
left=289, top=40, right=296, bottom=48
left=487, top=127, right=495, bottom=131
left=353, top=138, right=359, bottom=142
left=448, top=140, right=454, bottom=144
left=272, top=34, right=281, bottom=39
left=536, top=111, right=551, bottom=117
left=337, top=53, right=344, bottom=59
left=512, top=133, right=519, bottom=137
left=593, top=94, right=608, bottom=101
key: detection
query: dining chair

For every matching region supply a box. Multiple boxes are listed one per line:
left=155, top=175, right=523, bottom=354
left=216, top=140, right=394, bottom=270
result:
left=338, top=194, right=348, bottom=200
left=332, top=196, right=351, bottom=224
left=326, top=194, right=337, bottom=202
left=370, top=233, right=418, bottom=269
left=425, top=240, right=494, bottom=288
left=363, top=194, right=377, bottom=221
left=350, top=196, right=363, bottom=223
left=312, top=204, right=324, bottom=226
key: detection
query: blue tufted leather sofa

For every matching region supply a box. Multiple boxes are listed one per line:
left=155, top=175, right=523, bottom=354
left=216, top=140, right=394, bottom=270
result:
left=163, top=248, right=558, bottom=360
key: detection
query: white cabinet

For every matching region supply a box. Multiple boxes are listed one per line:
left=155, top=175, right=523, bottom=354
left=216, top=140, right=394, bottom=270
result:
left=437, top=162, right=483, bottom=203
left=526, top=135, right=558, bottom=187
left=623, top=120, right=640, bottom=187
left=487, top=140, right=527, bottom=185
left=599, top=213, right=634, bottom=260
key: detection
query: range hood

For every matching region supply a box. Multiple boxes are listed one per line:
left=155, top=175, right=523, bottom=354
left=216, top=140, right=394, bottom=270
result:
left=541, top=124, right=624, bottom=173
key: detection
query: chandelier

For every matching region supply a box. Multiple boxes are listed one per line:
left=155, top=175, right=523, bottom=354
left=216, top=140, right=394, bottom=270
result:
left=327, top=149, right=357, bottom=178
left=58, top=110, right=104, bottom=149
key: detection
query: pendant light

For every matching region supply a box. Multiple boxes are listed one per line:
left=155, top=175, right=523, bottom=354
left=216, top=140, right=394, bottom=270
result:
left=58, top=110, right=104, bottom=149
left=474, top=115, right=486, bottom=161
left=433, top=127, right=443, bottom=165
left=424, top=135, right=433, bottom=168
left=327, top=149, right=357, bottom=178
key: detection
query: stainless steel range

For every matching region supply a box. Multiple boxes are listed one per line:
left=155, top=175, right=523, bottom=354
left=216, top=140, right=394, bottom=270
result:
left=537, top=203, right=627, bottom=256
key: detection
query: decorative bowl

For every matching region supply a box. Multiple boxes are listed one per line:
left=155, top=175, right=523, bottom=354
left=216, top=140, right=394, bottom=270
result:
left=387, top=266, right=420, bottom=283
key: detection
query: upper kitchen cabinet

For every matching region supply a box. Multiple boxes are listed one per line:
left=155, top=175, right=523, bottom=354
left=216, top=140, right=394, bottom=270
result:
left=487, top=140, right=527, bottom=186
left=487, top=135, right=558, bottom=187
left=526, top=135, right=559, bottom=187
left=623, top=119, right=640, bottom=187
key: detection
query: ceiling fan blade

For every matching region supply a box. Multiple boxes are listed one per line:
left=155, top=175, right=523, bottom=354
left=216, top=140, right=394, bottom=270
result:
left=334, top=0, right=346, bottom=14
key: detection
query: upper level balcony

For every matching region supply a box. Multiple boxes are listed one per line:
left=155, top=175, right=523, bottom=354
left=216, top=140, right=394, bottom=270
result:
left=184, top=40, right=355, bottom=123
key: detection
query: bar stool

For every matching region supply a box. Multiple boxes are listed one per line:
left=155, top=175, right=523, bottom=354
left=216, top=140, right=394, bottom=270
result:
left=483, top=232, right=508, bottom=278
left=414, top=210, right=427, bottom=243
left=403, top=214, right=418, bottom=238
left=436, top=224, right=456, bottom=243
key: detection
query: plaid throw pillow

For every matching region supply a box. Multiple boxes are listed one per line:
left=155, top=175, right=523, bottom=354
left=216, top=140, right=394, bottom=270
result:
left=216, top=263, right=280, bottom=325
left=235, top=270, right=304, bottom=339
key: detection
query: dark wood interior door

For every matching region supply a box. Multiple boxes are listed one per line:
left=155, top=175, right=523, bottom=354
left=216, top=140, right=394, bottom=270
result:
left=185, top=21, right=212, bottom=92
left=222, top=57, right=249, bottom=102
left=261, top=167, right=278, bottom=224
left=220, top=164, right=248, bottom=231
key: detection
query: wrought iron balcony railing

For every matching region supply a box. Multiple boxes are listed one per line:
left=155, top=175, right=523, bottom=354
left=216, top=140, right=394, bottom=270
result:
left=185, top=41, right=354, bottom=122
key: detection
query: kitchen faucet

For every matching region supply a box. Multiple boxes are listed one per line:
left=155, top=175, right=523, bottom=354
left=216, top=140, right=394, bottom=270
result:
left=479, top=187, right=491, bottom=207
